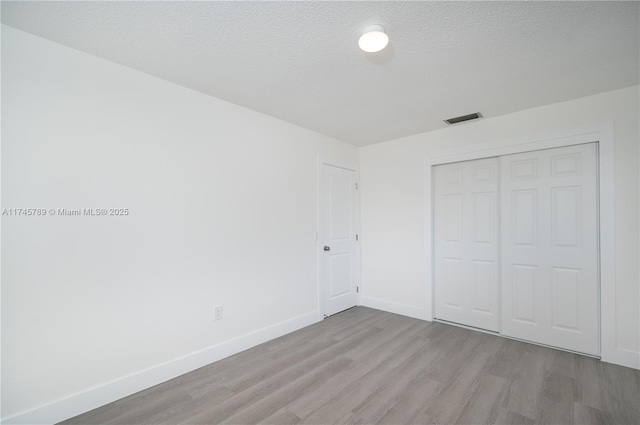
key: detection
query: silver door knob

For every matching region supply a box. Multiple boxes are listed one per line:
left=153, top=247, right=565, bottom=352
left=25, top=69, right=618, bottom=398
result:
left=323, top=246, right=331, bottom=251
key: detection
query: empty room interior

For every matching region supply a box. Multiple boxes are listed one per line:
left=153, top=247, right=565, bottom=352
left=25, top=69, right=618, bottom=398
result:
left=2, top=1, right=640, bottom=424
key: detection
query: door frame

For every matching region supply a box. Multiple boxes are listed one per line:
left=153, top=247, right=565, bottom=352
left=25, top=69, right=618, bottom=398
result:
left=424, top=121, right=628, bottom=367
left=317, top=157, right=361, bottom=318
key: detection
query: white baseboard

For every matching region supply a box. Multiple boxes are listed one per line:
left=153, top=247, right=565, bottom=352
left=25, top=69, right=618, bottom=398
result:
left=1, top=311, right=323, bottom=425
left=601, top=347, right=640, bottom=370
left=359, top=296, right=429, bottom=321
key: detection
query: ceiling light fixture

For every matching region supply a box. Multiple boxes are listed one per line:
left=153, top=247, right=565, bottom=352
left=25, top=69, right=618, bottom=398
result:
left=358, top=25, right=389, bottom=53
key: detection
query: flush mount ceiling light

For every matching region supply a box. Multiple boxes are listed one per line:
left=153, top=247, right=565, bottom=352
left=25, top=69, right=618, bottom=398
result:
left=358, top=25, right=389, bottom=53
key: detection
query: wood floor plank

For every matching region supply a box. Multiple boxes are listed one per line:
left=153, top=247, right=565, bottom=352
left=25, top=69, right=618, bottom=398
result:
left=493, top=408, right=535, bottom=425
left=223, top=338, right=336, bottom=393
left=483, top=338, right=528, bottom=380
left=371, top=378, right=443, bottom=425
left=179, top=325, right=381, bottom=425
left=454, top=373, right=509, bottom=425
left=299, top=336, right=436, bottom=423
left=259, top=407, right=303, bottom=425
left=501, top=350, right=547, bottom=420
left=59, top=307, right=640, bottom=425
left=349, top=345, right=442, bottom=423
left=122, top=385, right=233, bottom=425
left=421, top=351, right=492, bottom=423
left=286, top=320, right=427, bottom=417
left=573, top=402, right=616, bottom=425
left=220, top=356, right=353, bottom=425
left=535, top=371, right=575, bottom=425
left=573, top=353, right=640, bottom=424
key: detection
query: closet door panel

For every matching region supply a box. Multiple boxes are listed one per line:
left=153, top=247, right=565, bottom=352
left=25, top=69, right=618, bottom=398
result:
left=434, top=157, right=500, bottom=332
left=500, top=143, right=598, bottom=355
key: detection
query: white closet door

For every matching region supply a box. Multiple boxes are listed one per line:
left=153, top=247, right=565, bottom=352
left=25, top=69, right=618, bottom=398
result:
left=434, top=157, right=500, bottom=332
left=501, top=143, right=599, bottom=355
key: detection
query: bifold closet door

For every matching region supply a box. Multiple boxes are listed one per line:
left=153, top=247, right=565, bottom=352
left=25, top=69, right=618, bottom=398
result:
left=434, top=157, right=500, bottom=332
left=500, top=143, right=599, bottom=355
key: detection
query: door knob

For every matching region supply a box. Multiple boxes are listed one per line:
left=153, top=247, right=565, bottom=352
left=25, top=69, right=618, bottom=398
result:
left=323, top=246, right=331, bottom=251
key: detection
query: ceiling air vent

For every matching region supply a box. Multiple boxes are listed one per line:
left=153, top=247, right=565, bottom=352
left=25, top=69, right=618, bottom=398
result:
left=444, top=112, right=483, bottom=125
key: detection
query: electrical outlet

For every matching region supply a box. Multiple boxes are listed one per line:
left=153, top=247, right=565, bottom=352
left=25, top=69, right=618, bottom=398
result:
left=214, top=305, right=223, bottom=321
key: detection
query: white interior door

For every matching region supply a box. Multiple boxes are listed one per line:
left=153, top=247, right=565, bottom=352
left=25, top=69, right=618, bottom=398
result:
left=320, top=164, right=358, bottom=317
left=501, top=143, right=599, bottom=355
left=434, top=157, right=500, bottom=332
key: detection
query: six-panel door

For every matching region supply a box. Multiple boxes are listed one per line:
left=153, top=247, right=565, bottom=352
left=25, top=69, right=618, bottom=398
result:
left=434, top=157, right=501, bottom=332
left=500, top=143, right=599, bottom=355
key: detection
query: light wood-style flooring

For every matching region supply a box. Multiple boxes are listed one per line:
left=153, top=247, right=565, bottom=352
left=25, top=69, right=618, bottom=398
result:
left=61, top=307, right=640, bottom=425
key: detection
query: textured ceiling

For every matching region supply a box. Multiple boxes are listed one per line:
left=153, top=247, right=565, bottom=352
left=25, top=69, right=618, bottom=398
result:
left=2, top=1, right=639, bottom=146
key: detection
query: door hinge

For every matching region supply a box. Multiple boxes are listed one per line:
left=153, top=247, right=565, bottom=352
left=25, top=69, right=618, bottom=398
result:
left=356, top=234, right=359, bottom=241
left=357, top=286, right=359, bottom=293
left=355, top=182, right=359, bottom=190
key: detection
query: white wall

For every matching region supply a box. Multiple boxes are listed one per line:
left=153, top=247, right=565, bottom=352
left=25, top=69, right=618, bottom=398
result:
left=360, top=86, right=640, bottom=367
left=1, top=26, right=358, bottom=423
